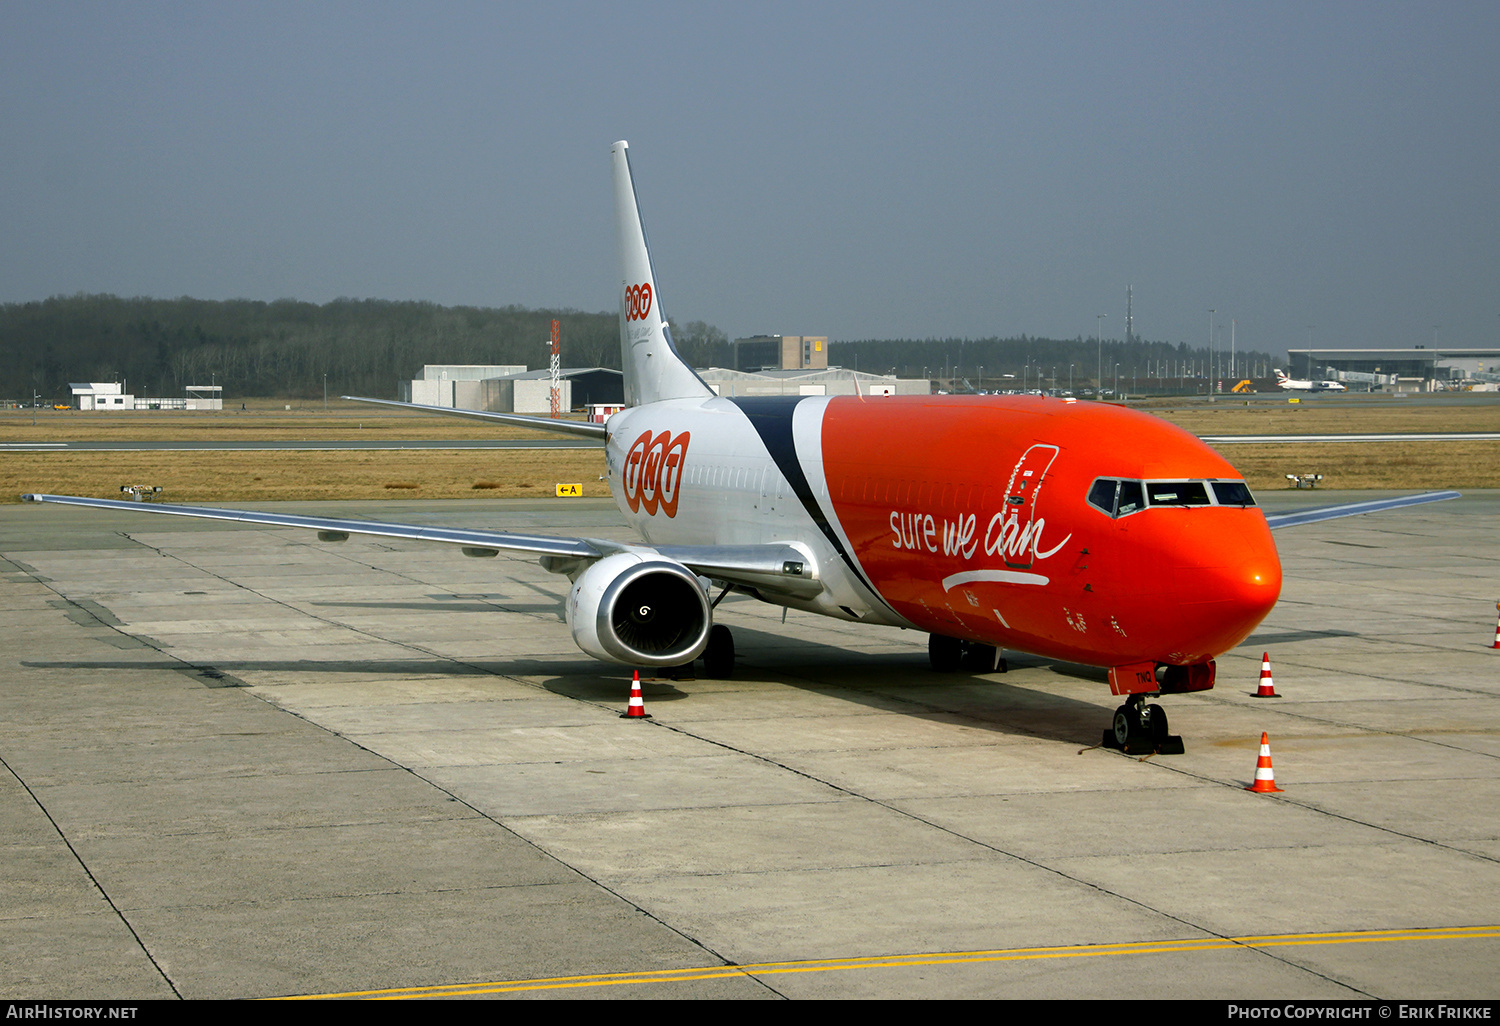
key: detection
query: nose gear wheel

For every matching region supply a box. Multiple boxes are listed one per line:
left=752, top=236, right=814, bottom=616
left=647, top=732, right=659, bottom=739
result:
left=1103, top=694, right=1184, bottom=755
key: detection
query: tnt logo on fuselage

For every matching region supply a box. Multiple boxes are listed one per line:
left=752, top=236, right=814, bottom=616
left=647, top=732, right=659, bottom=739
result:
left=622, top=429, right=690, bottom=518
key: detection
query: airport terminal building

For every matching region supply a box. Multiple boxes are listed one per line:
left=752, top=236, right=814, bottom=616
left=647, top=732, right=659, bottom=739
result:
left=1288, top=348, right=1500, bottom=391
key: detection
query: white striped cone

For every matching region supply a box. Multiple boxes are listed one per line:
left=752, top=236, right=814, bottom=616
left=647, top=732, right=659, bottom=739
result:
left=1245, top=732, right=1284, bottom=793
left=621, top=670, right=650, bottom=719
left=1492, top=603, right=1499, bottom=649
left=1254, top=652, right=1280, bottom=698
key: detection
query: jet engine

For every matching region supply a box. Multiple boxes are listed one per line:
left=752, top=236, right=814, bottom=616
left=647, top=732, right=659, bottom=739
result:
left=566, top=552, right=712, bottom=667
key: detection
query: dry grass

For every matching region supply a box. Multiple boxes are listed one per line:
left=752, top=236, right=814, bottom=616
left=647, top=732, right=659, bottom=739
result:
left=1142, top=397, right=1500, bottom=436
left=0, top=400, right=581, bottom=441
left=7, top=439, right=1493, bottom=501
left=5, top=395, right=1498, bottom=501
left=9, top=395, right=1499, bottom=441
left=3, top=450, right=609, bottom=502
left=1209, top=441, right=1500, bottom=491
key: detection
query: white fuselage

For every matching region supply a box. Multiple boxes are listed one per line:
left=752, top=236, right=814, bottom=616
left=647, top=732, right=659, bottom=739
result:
left=603, top=397, right=908, bottom=628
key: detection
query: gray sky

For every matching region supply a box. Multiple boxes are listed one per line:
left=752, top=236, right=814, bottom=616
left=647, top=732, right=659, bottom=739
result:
left=3, top=1, right=1497, bottom=354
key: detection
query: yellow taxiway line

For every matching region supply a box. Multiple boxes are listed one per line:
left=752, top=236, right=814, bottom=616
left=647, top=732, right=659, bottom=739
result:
left=276, top=925, right=1500, bottom=999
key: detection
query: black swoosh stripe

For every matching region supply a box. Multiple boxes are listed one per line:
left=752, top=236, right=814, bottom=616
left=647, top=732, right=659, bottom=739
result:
left=727, top=397, right=896, bottom=616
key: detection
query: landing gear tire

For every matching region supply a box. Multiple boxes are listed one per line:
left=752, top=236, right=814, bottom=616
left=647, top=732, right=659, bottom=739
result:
left=1143, top=703, right=1169, bottom=741
left=928, top=634, right=963, bottom=672
left=702, top=624, right=735, bottom=679
left=1111, top=704, right=1142, bottom=747
left=1104, top=695, right=1184, bottom=755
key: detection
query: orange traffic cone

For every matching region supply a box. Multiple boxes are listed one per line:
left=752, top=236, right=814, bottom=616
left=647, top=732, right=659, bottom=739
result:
left=1245, top=732, right=1284, bottom=793
left=1253, top=652, right=1281, bottom=698
left=621, top=670, right=651, bottom=719
left=1491, top=602, right=1499, bottom=650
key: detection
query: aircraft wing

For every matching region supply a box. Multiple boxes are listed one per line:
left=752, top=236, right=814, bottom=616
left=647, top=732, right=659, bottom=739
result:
left=22, top=492, right=601, bottom=558
left=342, top=396, right=609, bottom=440
left=1263, top=490, right=1460, bottom=530
left=18, top=493, right=821, bottom=598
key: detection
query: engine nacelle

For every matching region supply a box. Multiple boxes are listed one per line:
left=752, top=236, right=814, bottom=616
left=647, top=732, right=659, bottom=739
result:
left=566, top=552, right=712, bottom=667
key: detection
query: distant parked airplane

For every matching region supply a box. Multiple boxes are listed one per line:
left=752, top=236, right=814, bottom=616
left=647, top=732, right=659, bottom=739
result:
left=1275, top=369, right=1347, bottom=393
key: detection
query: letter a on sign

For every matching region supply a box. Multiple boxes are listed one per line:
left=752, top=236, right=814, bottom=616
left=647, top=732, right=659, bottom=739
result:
left=556, top=483, right=582, bottom=497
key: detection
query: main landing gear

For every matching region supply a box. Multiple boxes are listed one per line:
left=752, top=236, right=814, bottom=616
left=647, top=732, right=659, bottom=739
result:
left=928, top=634, right=1008, bottom=674
left=662, top=625, right=736, bottom=682
left=701, top=624, right=735, bottom=679
left=1103, top=693, right=1184, bottom=755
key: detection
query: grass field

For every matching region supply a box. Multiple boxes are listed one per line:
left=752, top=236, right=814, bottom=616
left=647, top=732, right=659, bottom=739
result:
left=0, top=399, right=555, bottom=441
left=2, top=449, right=610, bottom=502
left=1137, top=396, right=1500, bottom=436
left=3, top=395, right=1497, bottom=501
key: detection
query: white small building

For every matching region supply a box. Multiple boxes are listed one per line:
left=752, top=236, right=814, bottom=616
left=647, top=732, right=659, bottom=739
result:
left=69, top=383, right=222, bottom=410
left=70, top=382, right=132, bottom=410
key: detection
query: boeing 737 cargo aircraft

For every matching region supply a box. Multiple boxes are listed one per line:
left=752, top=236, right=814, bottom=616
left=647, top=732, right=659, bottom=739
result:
left=25, top=141, right=1455, bottom=752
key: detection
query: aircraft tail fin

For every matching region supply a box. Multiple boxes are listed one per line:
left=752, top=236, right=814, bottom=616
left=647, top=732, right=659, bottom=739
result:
left=611, top=141, right=714, bottom=407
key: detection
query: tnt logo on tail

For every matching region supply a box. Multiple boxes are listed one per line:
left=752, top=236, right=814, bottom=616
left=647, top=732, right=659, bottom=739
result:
left=624, top=283, right=653, bottom=322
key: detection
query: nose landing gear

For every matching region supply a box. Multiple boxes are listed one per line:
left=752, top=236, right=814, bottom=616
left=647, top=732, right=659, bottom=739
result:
left=1104, top=693, right=1184, bottom=755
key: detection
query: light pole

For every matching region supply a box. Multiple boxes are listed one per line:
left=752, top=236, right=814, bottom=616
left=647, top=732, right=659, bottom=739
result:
left=1096, top=314, right=1107, bottom=392
left=1208, top=309, right=1216, bottom=393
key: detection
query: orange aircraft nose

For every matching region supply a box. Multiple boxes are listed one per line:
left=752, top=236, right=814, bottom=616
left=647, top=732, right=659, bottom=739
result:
left=1158, top=512, right=1283, bottom=662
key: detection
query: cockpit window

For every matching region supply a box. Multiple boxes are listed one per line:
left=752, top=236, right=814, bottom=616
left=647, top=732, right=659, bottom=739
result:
left=1146, top=481, right=1211, bottom=506
left=1087, top=477, right=1253, bottom=517
left=1087, top=478, right=1118, bottom=515
left=1212, top=481, right=1257, bottom=506
left=1086, top=478, right=1144, bottom=517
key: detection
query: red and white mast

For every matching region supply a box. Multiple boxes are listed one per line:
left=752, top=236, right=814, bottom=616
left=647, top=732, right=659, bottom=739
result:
left=549, top=318, right=561, bottom=418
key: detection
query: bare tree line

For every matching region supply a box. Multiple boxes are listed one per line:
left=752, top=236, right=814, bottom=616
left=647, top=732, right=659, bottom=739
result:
left=0, top=295, right=622, bottom=401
